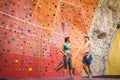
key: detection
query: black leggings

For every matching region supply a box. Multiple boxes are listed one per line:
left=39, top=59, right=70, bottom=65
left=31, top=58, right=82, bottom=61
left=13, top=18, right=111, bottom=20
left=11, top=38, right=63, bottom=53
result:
left=63, top=53, right=72, bottom=70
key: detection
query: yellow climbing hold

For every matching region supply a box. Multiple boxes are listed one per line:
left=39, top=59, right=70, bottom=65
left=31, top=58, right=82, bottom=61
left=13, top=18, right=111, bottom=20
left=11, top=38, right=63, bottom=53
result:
left=33, top=31, right=36, bottom=34
left=20, top=46, right=23, bottom=50
left=15, top=60, right=19, bottom=63
left=0, top=0, right=4, bottom=4
left=28, top=68, right=32, bottom=72
left=29, top=43, right=33, bottom=48
left=20, top=36, right=24, bottom=39
left=30, top=44, right=33, bottom=48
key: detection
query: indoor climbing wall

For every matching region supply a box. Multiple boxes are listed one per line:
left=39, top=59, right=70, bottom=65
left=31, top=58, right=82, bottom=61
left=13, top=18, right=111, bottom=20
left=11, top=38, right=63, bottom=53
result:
left=0, top=0, right=99, bottom=78
left=0, top=0, right=43, bottom=78
left=80, top=0, right=99, bottom=33
left=88, top=0, right=120, bottom=76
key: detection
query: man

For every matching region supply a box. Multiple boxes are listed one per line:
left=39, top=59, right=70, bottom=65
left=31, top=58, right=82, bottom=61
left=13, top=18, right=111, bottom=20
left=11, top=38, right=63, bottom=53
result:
left=82, top=36, right=93, bottom=78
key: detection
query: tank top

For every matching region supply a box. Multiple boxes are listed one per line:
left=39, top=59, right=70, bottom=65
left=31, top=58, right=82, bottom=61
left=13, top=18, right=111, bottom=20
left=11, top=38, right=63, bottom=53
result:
left=64, top=43, right=71, bottom=50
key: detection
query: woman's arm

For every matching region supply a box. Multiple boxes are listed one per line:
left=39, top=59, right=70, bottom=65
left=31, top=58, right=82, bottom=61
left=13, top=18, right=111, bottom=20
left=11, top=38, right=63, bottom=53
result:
left=60, top=44, right=66, bottom=55
left=60, top=49, right=66, bottom=55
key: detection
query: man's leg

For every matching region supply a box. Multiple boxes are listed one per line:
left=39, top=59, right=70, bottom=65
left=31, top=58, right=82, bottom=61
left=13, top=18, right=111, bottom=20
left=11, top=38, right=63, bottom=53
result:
left=87, top=65, right=92, bottom=78
left=87, top=54, right=93, bottom=78
left=83, top=63, right=91, bottom=78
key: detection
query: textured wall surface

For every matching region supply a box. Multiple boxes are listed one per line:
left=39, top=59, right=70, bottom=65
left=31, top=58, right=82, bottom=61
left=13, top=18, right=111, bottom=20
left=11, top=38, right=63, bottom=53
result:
left=0, top=0, right=99, bottom=78
left=0, top=0, right=120, bottom=78
left=88, top=0, right=120, bottom=76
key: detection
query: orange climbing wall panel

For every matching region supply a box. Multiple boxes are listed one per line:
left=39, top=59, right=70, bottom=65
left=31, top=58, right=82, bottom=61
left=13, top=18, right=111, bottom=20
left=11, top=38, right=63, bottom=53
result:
left=0, top=0, right=99, bottom=78
left=32, top=0, right=59, bottom=34
left=59, top=2, right=86, bottom=33
left=80, top=0, right=100, bottom=33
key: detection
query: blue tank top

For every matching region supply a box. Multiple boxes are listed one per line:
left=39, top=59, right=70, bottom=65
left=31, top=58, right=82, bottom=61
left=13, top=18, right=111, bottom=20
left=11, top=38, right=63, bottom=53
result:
left=64, top=44, right=71, bottom=50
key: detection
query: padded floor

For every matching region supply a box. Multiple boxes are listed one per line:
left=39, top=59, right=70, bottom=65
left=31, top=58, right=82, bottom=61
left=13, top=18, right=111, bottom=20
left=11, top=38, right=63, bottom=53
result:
left=1, top=76, right=120, bottom=80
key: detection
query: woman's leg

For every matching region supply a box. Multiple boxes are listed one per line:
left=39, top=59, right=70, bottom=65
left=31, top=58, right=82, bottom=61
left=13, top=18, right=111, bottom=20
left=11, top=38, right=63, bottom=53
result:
left=63, top=55, right=68, bottom=77
left=68, top=58, right=73, bottom=77
left=56, top=64, right=64, bottom=71
left=63, top=69, right=67, bottom=77
left=56, top=61, right=64, bottom=71
left=67, top=54, right=73, bottom=77
left=70, top=69, right=73, bottom=77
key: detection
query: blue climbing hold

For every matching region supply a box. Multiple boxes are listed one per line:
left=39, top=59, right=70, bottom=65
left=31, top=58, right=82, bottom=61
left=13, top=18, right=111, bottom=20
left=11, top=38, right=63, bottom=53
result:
left=21, top=31, right=25, bottom=35
left=21, top=27, right=24, bottom=31
left=29, top=13, right=32, bottom=16
left=12, top=37, right=16, bottom=40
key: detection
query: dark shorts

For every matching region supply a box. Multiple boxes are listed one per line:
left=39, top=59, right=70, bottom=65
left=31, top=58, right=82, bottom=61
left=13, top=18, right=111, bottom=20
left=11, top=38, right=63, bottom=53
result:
left=82, top=53, right=93, bottom=65
left=63, top=53, right=72, bottom=70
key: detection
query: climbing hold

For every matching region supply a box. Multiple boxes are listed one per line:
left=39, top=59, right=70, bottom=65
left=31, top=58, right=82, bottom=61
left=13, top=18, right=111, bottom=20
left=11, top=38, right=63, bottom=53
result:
left=21, top=31, right=25, bottom=35
left=28, top=30, right=30, bottom=32
left=33, top=31, right=36, bottom=34
left=20, top=46, right=23, bottom=50
left=45, top=65, right=48, bottom=68
left=45, top=69, right=47, bottom=72
left=23, top=20, right=26, bottom=24
left=29, top=13, right=32, bottom=16
left=12, top=37, right=16, bottom=40
left=28, top=68, right=32, bottom=72
left=33, top=54, right=36, bottom=56
left=50, top=53, right=52, bottom=57
left=20, top=36, right=24, bottom=39
left=54, top=68, right=57, bottom=72
left=28, top=20, right=31, bottom=22
left=24, top=65, right=29, bottom=68
left=7, top=49, right=10, bottom=52
left=56, top=50, right=58, bottom=54
left=51, top=60, right=54, bottom=63
left=5, top=58, right=8, bottom=63
left=21, top=27, right=24, bottom=31
left=29, top=61, right=32, bottom=64
left=29, top=44, right=33, bottom=48
left=15, top=60, right=19, bottom=63
left=33, top=2, right=36, bottom=6
left=26, top=6, right=29, bottom=9
left=42, top=50, right=44, bottom=54
left=56, top=32, right=59, bottom=35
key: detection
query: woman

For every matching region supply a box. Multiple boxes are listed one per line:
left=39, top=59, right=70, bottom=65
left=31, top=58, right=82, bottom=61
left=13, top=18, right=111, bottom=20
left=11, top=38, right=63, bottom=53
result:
left=60, top=37, right=73, bottom=77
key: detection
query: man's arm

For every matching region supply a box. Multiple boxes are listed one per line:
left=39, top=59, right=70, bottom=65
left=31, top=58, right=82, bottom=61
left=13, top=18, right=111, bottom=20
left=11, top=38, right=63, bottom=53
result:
left=89, top=42, right=92, bottom=54
left=86, top=42, right=92, bottom=59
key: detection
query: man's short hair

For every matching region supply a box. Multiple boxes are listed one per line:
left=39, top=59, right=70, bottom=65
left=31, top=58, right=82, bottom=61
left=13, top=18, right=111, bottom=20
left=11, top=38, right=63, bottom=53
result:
left=84, top=36, right=89, bottom=40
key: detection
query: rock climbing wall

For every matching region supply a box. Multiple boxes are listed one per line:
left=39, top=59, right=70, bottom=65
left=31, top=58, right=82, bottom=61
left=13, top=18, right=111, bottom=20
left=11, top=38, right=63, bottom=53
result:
left=88, top=0, right=120, bottom=76
left=0, top=0, right=99, bottom=78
